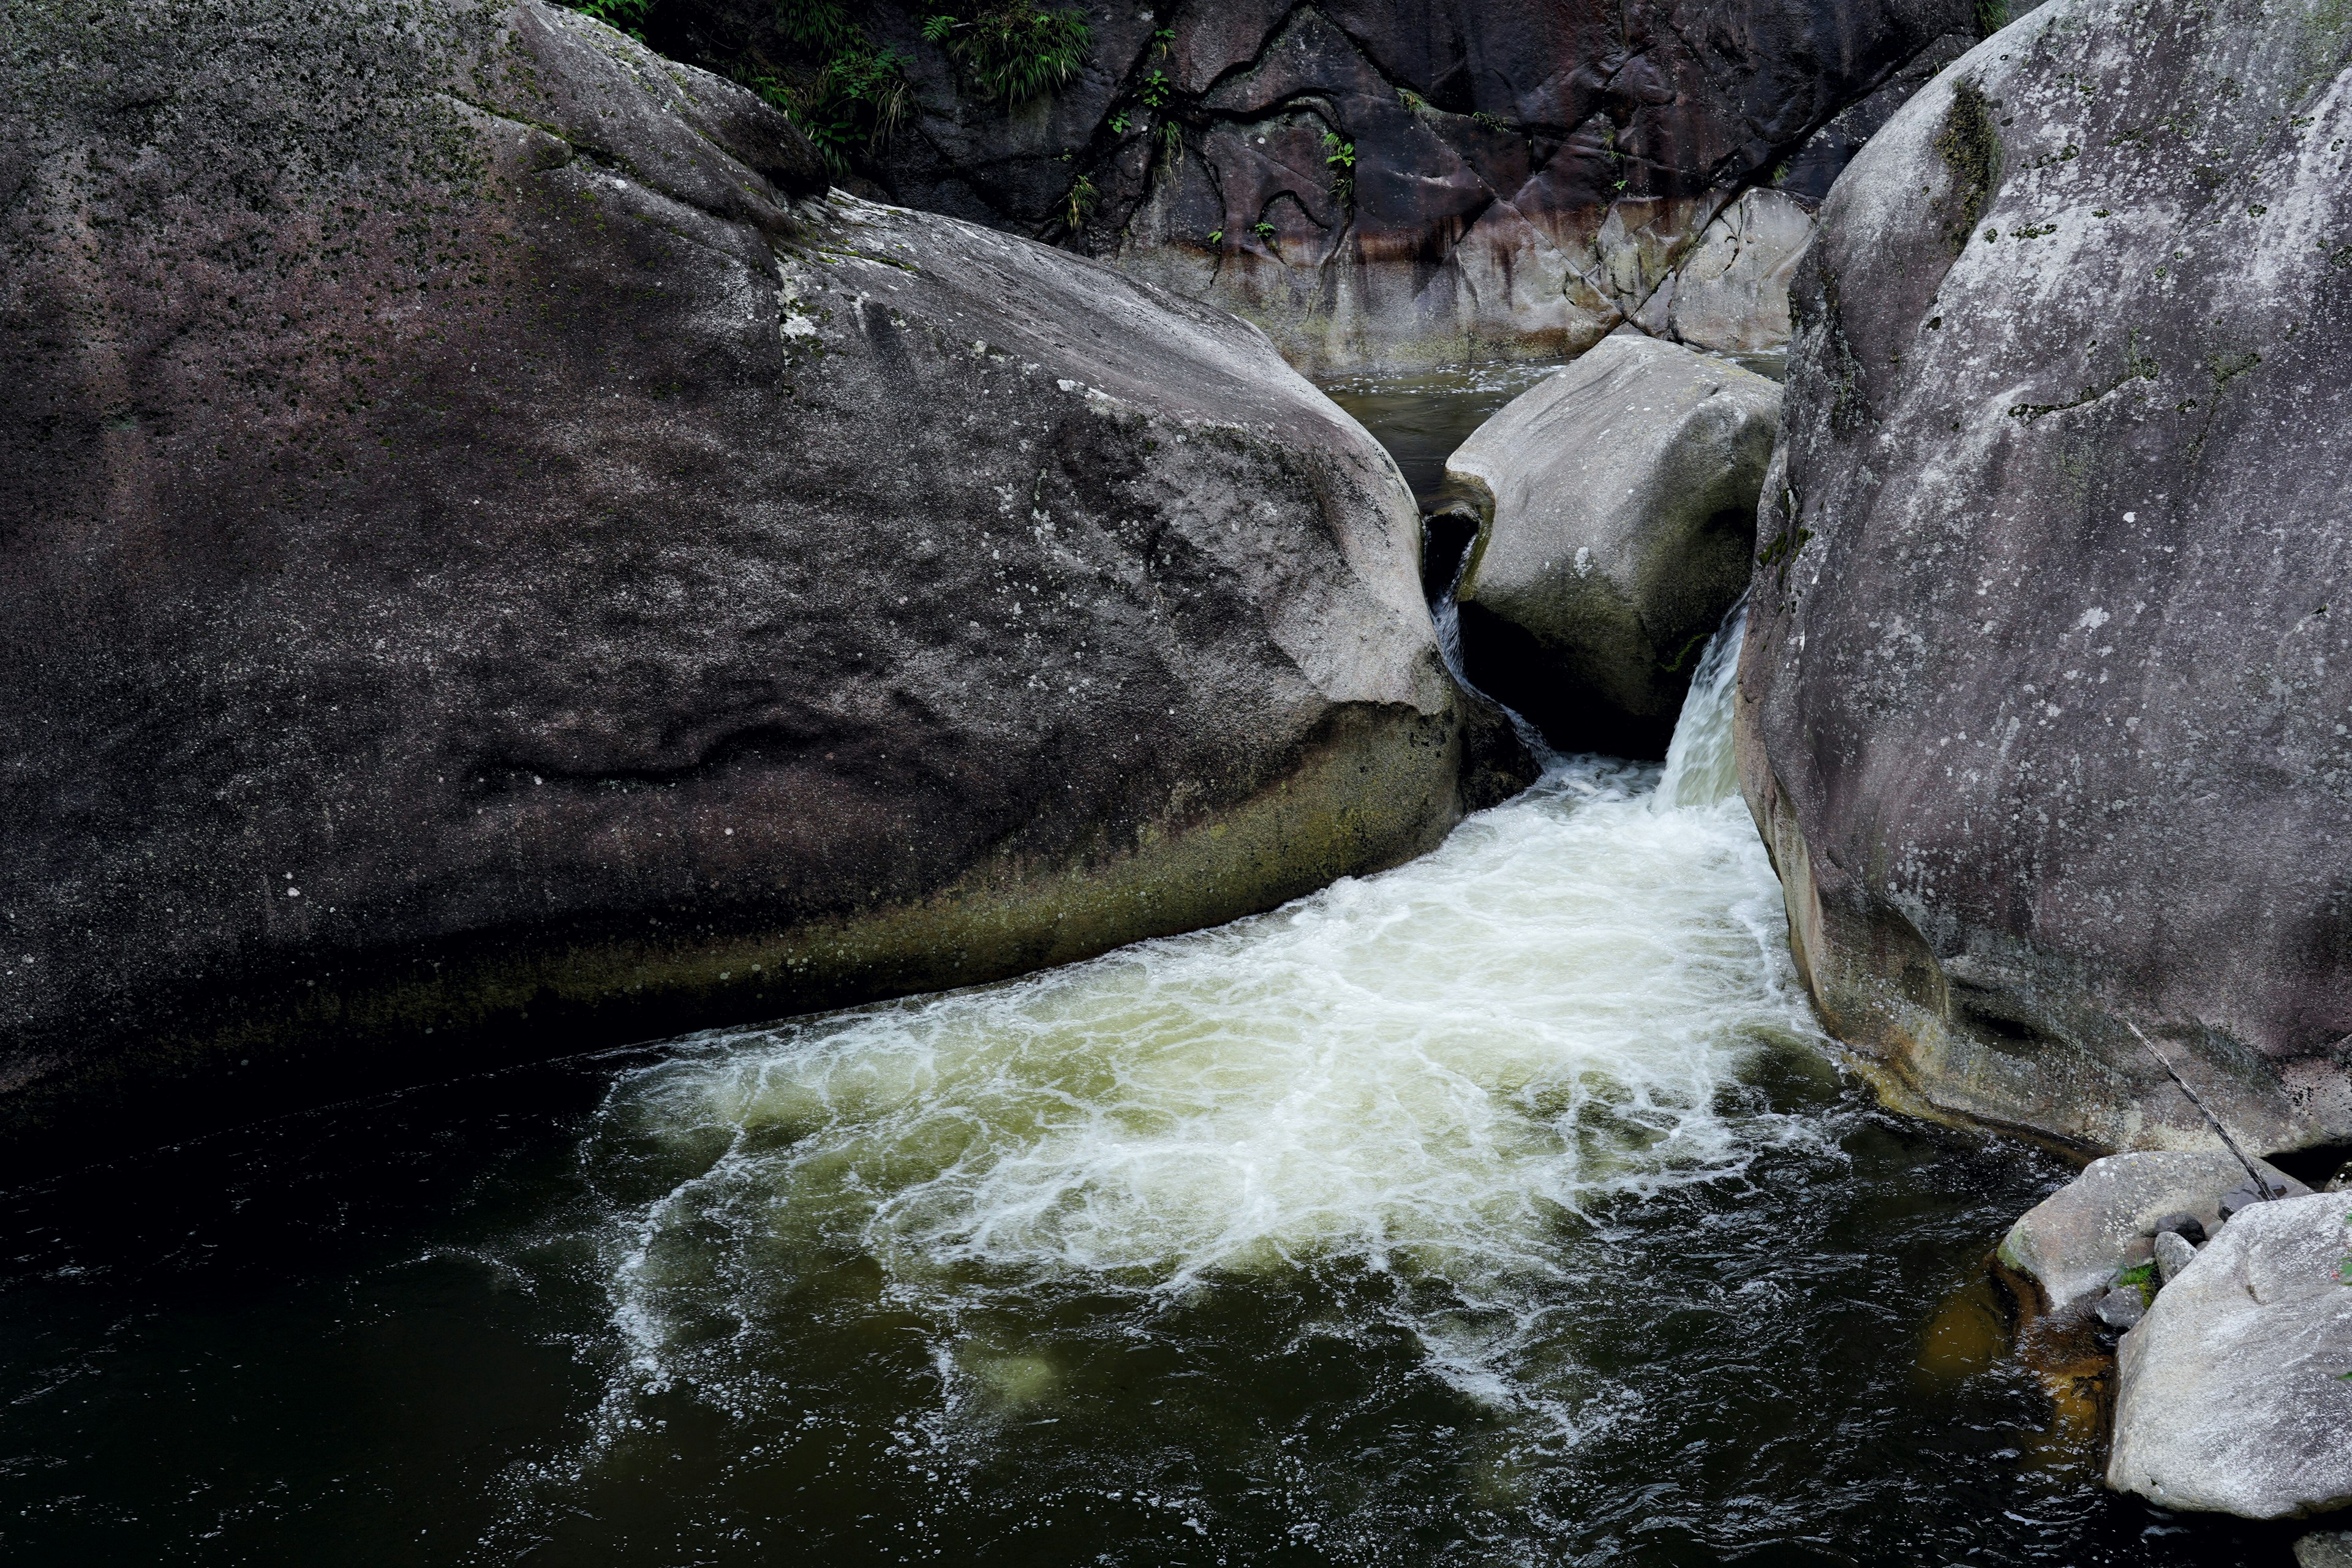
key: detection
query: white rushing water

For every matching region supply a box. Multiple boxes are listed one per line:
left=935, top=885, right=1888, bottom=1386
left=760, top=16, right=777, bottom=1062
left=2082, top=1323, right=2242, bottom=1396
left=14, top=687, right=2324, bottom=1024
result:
left=580, top=612, right=1829, bottom=1447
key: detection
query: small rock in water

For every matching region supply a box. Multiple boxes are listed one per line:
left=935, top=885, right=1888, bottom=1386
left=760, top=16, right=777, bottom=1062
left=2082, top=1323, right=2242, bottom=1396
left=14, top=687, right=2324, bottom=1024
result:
left=2324, top=1161, right=2352, bottom=1195
left=2153, top=1229, right=2197, bottom=1284
left=1995, top=1152, right=2299, bottom=1311
left=2297, top=1530, right=2352, bottom=1568
left=2150, top=1210, right=2207, bottom=1246
left=2094, top=1287, right=2147, bottom=1332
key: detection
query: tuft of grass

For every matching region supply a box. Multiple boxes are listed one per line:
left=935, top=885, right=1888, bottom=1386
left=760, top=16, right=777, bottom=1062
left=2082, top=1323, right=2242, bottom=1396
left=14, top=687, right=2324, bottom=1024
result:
left=925, top=3, right=1091, bottom=104
left=747, top=0, right=917, bottom=173
left=570, top=0, right=651, bottom=38
left=1322, top=132, right=1354, bottom=208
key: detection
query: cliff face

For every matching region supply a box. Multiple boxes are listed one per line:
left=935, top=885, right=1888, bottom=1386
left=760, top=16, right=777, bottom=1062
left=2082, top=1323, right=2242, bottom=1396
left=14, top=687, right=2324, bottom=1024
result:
left=1737, top=0, right=2352, bottom=1158
left=645, top=0, right=1985, bottom=368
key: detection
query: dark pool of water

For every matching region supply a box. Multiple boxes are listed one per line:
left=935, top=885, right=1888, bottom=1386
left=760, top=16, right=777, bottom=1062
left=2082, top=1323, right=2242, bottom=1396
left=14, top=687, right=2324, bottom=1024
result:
left=0, top=1042, right=2302, bottom=1566
left=1320, top=366, right=1562, bottom=510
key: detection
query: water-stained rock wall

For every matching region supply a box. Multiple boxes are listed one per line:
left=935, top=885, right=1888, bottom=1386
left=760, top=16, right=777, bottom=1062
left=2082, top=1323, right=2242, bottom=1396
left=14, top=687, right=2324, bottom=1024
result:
left=648, top=0, right=1986, bottom=369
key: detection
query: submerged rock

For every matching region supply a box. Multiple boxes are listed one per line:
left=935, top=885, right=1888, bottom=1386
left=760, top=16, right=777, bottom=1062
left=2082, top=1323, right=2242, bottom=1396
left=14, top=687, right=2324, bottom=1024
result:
left=0, top=0, right=1501, bottom=1167
left=1735, top=0, right=2352, bottom=1155
left=1450, top=334, right=1781, bottom=755
left=2109, top=1193, right=2352, bottom=1518
left=1996, top=1152, right=2307, bottom=1313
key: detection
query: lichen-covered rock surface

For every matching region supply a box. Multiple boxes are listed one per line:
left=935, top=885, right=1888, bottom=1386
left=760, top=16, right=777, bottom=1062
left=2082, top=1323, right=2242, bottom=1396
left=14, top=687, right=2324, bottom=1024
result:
left=2109, top=1192, right=2352, bottom=1518
left=0, top=0, right=1497, bottom=1169
left=648, top=0, right=1982, bottom=369
left=1452, top=333, right=1780, bottom=755
left=1736, top=0, right=2352, bottom=1155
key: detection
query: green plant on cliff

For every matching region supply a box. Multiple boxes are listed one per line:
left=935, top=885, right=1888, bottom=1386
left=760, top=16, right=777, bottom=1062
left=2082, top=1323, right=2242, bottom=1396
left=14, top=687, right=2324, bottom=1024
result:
left=922, top=2, right=1091, bottom=104
left=1322, top=132, right=1355, bottom=208
left=741, top=0, right=914, bottom=173
left=1974, top=0, right=2010, bottom=35
left=571, top=0, right=652, bottom=39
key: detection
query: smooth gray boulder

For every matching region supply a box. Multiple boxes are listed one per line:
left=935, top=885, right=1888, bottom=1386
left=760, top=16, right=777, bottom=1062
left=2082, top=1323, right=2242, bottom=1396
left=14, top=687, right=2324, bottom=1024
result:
left=2298, top=1531, right=2352, bottom=1568
left=1736, top=0, right=2352, bottom=1155
left=1997, top=1152, right=2307, bottom=1313
left=1452, top=334, right=1781, bottom=755
left=2153, top=1229, right=2197, bottom=1284
left=2109, top=1193, right=2352, bottom=1518
left=0, top=0, right=1513, bottom=1171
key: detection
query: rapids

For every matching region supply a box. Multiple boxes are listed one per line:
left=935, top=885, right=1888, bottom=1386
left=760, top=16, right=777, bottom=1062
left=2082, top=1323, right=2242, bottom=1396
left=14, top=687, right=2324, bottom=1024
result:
left=0, top=397, right=2300, bottom=1565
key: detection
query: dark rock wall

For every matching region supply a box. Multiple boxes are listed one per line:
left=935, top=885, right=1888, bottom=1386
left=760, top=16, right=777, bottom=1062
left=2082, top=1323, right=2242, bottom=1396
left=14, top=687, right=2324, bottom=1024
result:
left=1738, top=0, right=2352, bottom=1157
left=647, top=0, right=1983, bottom=367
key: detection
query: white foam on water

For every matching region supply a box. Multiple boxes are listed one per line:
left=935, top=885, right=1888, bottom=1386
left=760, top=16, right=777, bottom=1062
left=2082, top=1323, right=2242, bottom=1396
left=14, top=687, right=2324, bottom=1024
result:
left=581, top=609, right=1826, bottom=1449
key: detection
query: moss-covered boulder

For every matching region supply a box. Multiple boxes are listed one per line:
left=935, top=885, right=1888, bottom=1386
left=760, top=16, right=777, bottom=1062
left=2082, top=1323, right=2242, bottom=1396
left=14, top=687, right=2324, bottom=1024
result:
left=0, top=0, right=1506, bottom=1167
left=1738, top=0, right=2352, bottom=1155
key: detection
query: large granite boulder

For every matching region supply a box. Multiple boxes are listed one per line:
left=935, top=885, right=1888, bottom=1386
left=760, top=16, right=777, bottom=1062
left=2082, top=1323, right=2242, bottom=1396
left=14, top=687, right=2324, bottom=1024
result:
left=643, top=0, right=1981, bottom=368
left=2109, top=1193, right=2352, bottom=1518
left=1451, top=334, right=1781, bottom=755
left=1997, top=1151, right=2307, bottom=1313
left=0, top=0, right=1503, bottom=1170
left=1736, top=0, right=2352, bottom=1155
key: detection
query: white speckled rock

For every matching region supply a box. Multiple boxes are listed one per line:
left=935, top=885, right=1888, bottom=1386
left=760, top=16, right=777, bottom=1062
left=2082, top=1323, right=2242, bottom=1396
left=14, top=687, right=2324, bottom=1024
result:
left=1997, top=1152, right=2307, bottom=1311
left=2297, top=1530, right=2352, bottom=1567
left=1736, top=0, right=2352, bottom=1153
left=2109, top=1193, right=2352, bottom=1518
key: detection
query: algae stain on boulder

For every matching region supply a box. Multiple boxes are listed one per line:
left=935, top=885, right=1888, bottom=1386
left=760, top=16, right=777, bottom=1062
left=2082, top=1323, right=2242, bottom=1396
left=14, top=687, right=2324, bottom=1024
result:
left=0, top=0, right=1506, bottom=1166
left=1736, top=0, right=2352, bottom=1156
left=1449, top=334, right=1781, bottom=756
